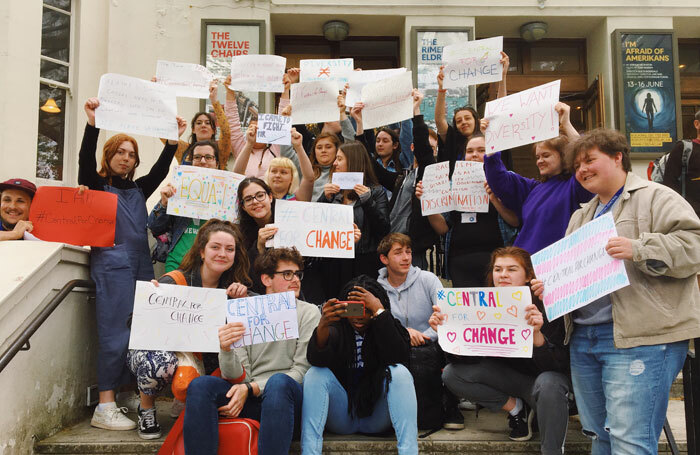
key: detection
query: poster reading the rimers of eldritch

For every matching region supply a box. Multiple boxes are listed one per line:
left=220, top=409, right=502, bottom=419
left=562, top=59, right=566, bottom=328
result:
left=618, top=32, right=677, bottom=153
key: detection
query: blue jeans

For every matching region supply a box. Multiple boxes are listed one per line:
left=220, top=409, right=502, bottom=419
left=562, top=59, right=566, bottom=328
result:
left=301, top=365, right=418, bottom=455
left=184, top=373, right=302, bottom=455
left=570, top=323, right=687, bottom=455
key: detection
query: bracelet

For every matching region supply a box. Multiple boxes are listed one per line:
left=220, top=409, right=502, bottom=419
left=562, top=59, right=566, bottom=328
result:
left=245, top=382, right=254, bottom=397
left=438, top=89, right=447, bottom=93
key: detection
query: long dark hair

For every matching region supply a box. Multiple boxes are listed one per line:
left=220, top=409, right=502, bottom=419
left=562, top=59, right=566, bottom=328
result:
left=179, top=219, right=252, bottom=287
left=330, top=141, right=380, bottom=201
left=189, top=112, right=218, bottom=144
left=452, top=106, right=480, bottom=160
left=375, top=127, right=403, bottom=172
left=237, top=177, right=275, bottom=250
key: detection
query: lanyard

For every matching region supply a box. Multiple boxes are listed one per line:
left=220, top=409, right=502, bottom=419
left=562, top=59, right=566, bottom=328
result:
left=594, top=186, right=624, bottom=219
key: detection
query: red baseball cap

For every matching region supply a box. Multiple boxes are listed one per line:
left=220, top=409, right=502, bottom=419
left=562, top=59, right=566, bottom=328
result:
left=0, top=178, right=37, bottom=198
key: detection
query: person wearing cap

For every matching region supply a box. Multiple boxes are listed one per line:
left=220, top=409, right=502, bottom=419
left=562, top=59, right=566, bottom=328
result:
left=0, top=178, right=36, bottom=241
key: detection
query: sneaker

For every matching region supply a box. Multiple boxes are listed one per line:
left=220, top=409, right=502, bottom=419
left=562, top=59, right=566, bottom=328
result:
left=91, top=405, right=137, bottom=431
left=137, top=406, right=162, bottom=440
left=443, top=406, right=465, bottom=430
left=458, top=399, right=477, bottom=411
left=170, top=398, right=185, bottom=418
left=116, top=391, right=140, bottom=413
left=508, top=403, right=534, bottom=441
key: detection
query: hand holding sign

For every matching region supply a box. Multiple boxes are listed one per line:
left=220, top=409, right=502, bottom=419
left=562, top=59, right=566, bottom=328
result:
left=218, top=322, right=246, bottom=352
left=256, top=113, right=292, bottom=145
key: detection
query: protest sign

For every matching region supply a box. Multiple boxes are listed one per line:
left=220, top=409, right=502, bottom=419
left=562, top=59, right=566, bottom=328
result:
left=290, top=81, right=339, bottom=125
left=437, top=286, right=533, bottom=358
left=230, top=55, right=286, bottom=93
left=129, top=281, right=227, bottom=352
left=346, top=68, right=407, bottom=107
left=361, top=71, right=414, bottom=129
left=331, top=172, right=364, bottom=190
left=273, top=199, right=355, bottom=258
left=483, top=80, right=560, bottom=154
left=156, top=60, right=214, bottom=99
left=226, top=291, right=299, bottom=347
left=167, top=165, right=245, bottom=221
left=300, top=58, right=354, bottom=86
left=96, top=73, right=179, bottom=140
left=442, top=36, right=503, bottom=89
left=256, top=113, right=292, bottom=145
left=420, top=161, right=489, bottom=215
left=531, top=213, right=630, bottom=321
left=29, top=186, right=117, bottom=247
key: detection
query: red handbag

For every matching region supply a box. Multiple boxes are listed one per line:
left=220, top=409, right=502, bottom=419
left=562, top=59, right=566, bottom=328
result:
left=159, top=412, right=260, bottom=455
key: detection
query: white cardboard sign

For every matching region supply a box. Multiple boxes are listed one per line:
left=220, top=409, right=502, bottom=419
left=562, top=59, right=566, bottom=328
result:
left=346, top=68, right=407, bottom=107
left=226, top=291, right=299, bottom=347
left=300, top=58, right=354, bottom=85
left=361, top=71, right=414, bottom=129
left=156, top=60, right=215, bottom=99
left=442, top=37, right=503, bottom=89
left=420, top=161, right=489, bottom=215
left=290, top=81, right=339, bottom=125
left=257, top=113, right=292, bottom=145
left=167, top=165, right=245, bottom=221
left=331, top=172, right=364, bottom=190
left=230, top=55, right=286, bottom=93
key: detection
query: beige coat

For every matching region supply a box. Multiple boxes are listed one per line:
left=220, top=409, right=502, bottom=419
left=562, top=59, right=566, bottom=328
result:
left=564, top=172, right=700, bottom=348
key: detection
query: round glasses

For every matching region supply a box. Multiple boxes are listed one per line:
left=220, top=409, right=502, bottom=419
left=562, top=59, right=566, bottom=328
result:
left=242, top=191, right=268, bottom=206
left=273, top=270, right=304, bottom=281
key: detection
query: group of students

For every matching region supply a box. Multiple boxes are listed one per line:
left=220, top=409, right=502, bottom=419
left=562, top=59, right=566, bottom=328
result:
left=2, top=54, right=700, bottom=455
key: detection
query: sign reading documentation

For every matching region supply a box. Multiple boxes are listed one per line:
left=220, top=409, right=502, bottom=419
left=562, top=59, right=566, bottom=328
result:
left=420, top=161, right=489, bottom=215
left=437, top=286, right=533, bottom=358
left=167, top=165, right=245, bottom=221
left=531, top=213, right=630, bottom=321
left=29, top=187, right=117, bottom=247
left=616, top=32, right=678, bottom=153
left=129, top=281, right=227, bottom=352
left=226, top=291, right=299, bottom=347
left=273, top=199, right=355, bottom=258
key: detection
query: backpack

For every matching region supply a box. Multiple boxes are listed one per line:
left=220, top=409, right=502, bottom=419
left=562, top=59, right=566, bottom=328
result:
left=151, top=232, right=171, bottom=264
left=649, top=140, right=693, bottom=198
left=407, top=340, right=446, bottom=430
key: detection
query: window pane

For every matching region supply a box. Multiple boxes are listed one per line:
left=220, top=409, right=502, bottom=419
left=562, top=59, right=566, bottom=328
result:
left=530, top=46, right=581, bottom=72
left=679, top=43, right=700, bottom=74
left=41, top=7, right=70, bottom=64
left=40, top=58, right=69, bottom=83
left=44, top=0, right=71, bottom=12
left=36, top=85, right=66, bottom=181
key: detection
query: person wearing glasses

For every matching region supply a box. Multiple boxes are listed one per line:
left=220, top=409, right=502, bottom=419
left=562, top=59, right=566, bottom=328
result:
left=184, top=247, right=321, bottom=455
left=148, top=140, right=223, bottom=272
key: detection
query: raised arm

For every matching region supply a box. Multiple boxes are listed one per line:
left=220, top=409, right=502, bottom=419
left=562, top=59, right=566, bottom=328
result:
left=497, top=52, right=509, bottom=99
left=78, top=98, right=104, bottom=190
left=435, top=65, right=449, bottom=141
left=210, top=80, right=232, bottom=169
left=291, top=128, right=315, bottom=201
left=135, top=116, right=185, bottom=198
left=231, top=122, right=256, bottom=175
left=224, top=75, right=246, bottom=160
left=555, top=102, right=579, bottom=141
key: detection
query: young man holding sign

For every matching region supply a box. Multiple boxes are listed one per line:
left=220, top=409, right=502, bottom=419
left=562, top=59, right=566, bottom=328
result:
left=184, top=247, right=320, bottom=455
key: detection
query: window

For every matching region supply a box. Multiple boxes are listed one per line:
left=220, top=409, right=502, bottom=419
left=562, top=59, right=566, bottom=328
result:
left=37, top=0, right=72, bottom=181
left=679, top=41, right=700, bottom=74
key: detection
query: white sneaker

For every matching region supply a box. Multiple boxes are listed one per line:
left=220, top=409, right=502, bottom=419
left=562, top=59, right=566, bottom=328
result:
left=169, top=399, right=185, bottom=418
left=91, top=405, right=137, bottom=431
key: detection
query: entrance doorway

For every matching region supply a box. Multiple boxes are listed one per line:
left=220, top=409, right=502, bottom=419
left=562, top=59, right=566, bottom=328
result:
left=275, top=36, right=400, bottom=70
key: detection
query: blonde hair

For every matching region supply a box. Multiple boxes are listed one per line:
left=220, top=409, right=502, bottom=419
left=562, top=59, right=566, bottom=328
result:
left=265, top=157, right=299, bottom=197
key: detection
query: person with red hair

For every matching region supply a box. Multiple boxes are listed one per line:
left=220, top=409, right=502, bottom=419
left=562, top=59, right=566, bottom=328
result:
left=79, top=97, right=185, bottom=432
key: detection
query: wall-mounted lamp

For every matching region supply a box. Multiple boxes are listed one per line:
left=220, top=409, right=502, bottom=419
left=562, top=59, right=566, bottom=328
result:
left=323, top=20, right=349, bottom=41
left=520, top=21, right=548, bottom=42
left=40, top=98, right=61, bottom=113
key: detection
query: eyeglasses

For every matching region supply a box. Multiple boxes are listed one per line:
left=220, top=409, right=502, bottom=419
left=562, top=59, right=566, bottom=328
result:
left=242, top=191, right=268, bottom=206
left=273, top=270, right=304, bottom=281
left=192, top=154, right=216, bottom=162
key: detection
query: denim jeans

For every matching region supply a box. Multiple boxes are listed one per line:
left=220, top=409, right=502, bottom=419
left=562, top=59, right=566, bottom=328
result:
left=301, top=365, right=418, bottom=455
left=570, top=323, right=688, bottom=455
left=183, top=373, right=302, bottom=455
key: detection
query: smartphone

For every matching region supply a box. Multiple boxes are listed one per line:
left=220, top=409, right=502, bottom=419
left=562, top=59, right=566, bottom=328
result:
left=338, top=301, right=365, bottom=318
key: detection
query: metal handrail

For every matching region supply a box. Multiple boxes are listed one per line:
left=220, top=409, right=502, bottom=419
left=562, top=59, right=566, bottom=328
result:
left=0, top=279, right=95, bottom=373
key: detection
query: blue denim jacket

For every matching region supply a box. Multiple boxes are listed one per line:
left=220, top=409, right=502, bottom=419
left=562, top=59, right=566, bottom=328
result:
left=147, top=201, right=191, bottom=255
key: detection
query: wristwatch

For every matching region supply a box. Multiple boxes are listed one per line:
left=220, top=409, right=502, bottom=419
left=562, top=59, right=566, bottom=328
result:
left=245, top=382, right=254, bottom=397
left=373, top=308, right=385, bottom=318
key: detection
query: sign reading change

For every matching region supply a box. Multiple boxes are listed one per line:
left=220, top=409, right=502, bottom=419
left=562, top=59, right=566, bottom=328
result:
left=226, top=291, right=299, bottom=347
left=167, top=165, right=245, bottom=221
left=129, top=281, right=227, bottom=352
left=437, top=286, right=533, bottom=358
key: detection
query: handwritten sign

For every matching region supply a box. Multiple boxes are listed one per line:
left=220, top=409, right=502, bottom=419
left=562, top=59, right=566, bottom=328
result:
left=484, top=80, right=560, bottom=154
left=156, top=60, right=214, bottom=99
left=96, top=73, right=178, bottom=140
left=331, top=172, right=364, bottom=190
left=273, top=199, right=355, bottom=258
left=531, top=213, right=630, bottom=321
left=290, top=81, right=339, bottom=125
left=257, top=113, right=292, bottom=145
left=420, top=161, right=489, bottom=215
left=29, top=186, right=117, bottom=247
left=442, top=37, right=503, bottom=89
left=226, top=291, right=299, bottom=347
left=300, top=58, right=354, bottom=86
left=129, top=281, right=227, bottom=352
left=230, top=55, right=286, bottom=93
left=437, top=286, right=533, bottom=358
left=346, top=68, right=407, bottom=107
left=167, top=165, right=246, bottom=221
left=361, top=71, right=414, bottom=129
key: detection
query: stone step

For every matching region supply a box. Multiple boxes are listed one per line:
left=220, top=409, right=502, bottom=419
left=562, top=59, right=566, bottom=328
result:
left=35, top=401, right=688, bottom=454
left=672, top=372, right=685, bottom=399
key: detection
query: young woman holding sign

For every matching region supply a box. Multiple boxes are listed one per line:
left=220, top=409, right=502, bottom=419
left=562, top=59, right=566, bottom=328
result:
left=127, top=219, right=250, bottom=439
left=532, top=129, right=700, bottom=455
left=430, top=247, right=571, bottom=453
left=415, top=133, right=518, bottom=287
left=80, top=98, right=186, bottom=432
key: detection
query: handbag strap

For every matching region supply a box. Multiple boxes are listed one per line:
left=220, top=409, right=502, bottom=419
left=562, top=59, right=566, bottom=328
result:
left=163, top=270, right=187, bottom=286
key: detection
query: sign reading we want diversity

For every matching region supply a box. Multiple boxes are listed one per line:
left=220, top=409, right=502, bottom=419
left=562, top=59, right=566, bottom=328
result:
left=437, top=286, right=533, bottom=358
left=167, top=165, right=246, bottom=221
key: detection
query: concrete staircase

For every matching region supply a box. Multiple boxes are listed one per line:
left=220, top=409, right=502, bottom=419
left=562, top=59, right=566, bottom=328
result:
left=35, top=400, right=688, bottom=454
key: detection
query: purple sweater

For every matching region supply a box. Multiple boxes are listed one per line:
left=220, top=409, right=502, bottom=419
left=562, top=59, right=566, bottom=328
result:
left=484, top=152, right=593, bottom=254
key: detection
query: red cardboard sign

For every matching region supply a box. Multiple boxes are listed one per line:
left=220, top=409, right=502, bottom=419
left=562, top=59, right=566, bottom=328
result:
left=29, top=187, right=117, bottom=247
